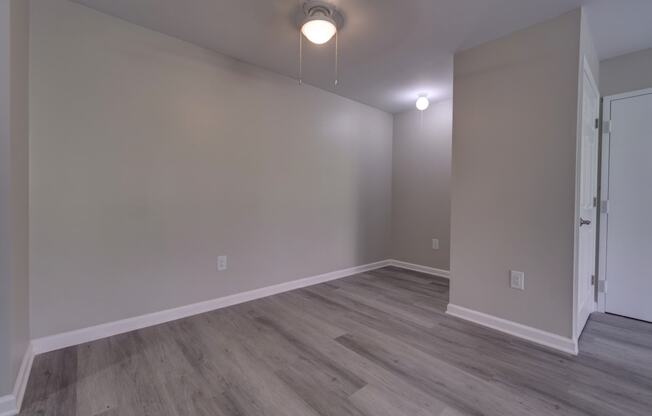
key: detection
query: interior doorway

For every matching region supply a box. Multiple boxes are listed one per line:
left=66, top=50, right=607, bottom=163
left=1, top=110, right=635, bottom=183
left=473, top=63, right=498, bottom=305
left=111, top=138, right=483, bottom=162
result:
left=598, top=88, right=652, bottom=323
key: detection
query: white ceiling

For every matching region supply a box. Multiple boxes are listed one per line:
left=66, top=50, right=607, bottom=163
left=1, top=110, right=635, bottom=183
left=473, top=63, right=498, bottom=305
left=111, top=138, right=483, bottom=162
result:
left=72, top=0, right=652, bottom=113
left=584, top=1, right=652, bottom=61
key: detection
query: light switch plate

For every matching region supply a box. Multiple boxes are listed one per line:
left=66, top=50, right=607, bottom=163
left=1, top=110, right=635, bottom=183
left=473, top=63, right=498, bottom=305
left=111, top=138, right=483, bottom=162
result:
left=510, top=270, right=525, bottom=290
left=217, top=255, right=227, bottom=271
left=432, top=239, right=439, bottom=250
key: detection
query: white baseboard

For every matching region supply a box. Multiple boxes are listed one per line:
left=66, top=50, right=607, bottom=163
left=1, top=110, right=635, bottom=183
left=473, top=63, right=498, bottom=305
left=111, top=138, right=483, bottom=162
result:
left=0, top=395, right=15, bottom=416
left=13, top=343, right=33, bottom=414
left=0, top=344, right=35, bottom=416
left=388, top=259, right=450, bottom=279
left=31, top=260, right=392, bottom=354
left=446, top=304, right=578, bottom=355
left=0, top=396, right=14, bottom=416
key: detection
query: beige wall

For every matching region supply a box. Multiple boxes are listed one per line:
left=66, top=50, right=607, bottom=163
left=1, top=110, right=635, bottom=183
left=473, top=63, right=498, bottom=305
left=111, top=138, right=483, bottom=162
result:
left=391, top=100, right=451, bottom=271
left=601, top=47, right=652, bottom=96
left=450, top=10, right=583, bottom=338
left=29, top=0, right=393, bottom=338
left=0, top=0, right=30, bottom=396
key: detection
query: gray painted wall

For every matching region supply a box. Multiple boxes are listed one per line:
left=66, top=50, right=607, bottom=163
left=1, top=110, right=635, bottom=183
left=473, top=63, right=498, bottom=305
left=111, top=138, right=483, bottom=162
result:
left=391, top=100, right=451, bottom=271
left=601, top=47, right=652, bottom=96
left=450, top=10, right=583, bottom=338
left=580, top=11, right=600, bottom=86
left=29, top=0, right=393, bottom=338
left=0, top=0, right=30, bottom=396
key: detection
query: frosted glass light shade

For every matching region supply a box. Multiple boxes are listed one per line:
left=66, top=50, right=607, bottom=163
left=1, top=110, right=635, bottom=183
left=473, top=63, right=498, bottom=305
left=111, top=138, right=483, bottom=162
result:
left=416, top=96, right=430, bottom=111
left=302, top=19, right=337, bottom=44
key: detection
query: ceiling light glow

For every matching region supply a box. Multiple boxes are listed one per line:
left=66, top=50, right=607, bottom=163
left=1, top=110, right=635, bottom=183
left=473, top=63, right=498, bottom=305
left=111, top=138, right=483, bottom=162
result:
left=416, top=96, right=430, bottom=111
left=302, top=18, right=337, bottom=45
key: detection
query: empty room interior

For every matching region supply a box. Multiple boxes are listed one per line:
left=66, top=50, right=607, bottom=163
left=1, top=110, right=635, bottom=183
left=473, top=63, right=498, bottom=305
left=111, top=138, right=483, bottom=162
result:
left=2, top=0, right=652, bottom=415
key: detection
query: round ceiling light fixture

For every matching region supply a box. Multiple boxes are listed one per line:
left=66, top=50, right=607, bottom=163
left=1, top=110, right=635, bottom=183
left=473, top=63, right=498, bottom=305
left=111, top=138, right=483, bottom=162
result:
left=416, top=96, right=430, bottom=111
left=300, top=2, right=341, bottom=45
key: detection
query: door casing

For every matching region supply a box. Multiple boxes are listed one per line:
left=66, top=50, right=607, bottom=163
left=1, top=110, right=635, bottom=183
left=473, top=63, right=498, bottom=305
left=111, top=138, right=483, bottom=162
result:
left=573, top=58, right=600, bottom=339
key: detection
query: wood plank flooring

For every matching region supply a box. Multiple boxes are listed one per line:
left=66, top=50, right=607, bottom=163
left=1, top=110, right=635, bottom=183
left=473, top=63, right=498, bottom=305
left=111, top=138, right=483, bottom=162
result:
left=19, top=266, right=652, bottom=415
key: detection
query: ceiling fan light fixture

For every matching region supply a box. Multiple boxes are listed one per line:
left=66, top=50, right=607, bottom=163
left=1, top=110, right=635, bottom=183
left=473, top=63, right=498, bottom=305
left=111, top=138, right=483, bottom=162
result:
left=301, top=17, right=337, bottom=45
left=300, top=2, right=341, bottom=45
left=297, top=1, right=344, bottom=85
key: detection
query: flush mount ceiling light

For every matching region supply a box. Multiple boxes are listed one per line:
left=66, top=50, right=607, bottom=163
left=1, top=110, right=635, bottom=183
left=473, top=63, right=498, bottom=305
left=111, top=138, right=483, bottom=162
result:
left=416, top=96, right=430, bottom=111
left=297, top=1, right=344, bottom=86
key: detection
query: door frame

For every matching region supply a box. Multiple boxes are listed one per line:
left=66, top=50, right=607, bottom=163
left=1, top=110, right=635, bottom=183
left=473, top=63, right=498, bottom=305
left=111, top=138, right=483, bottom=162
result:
left=573, top=57, right=600, bottom=340
left=597, top=87, right=652, bottom=312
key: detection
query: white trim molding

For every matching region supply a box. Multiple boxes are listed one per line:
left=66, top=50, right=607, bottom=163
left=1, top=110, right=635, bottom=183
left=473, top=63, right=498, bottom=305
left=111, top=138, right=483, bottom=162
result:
left=0, top=344, right=35, bottom=416
left=32, top=260, right=392, bottom=354
left=388, top=259, right=450, bottom=279
left=446, top=304, right=578, bottom=356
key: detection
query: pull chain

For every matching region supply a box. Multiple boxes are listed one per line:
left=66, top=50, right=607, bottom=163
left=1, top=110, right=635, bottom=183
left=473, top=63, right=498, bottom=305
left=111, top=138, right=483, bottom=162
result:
left=298, top=0, right=303, bottom=85
left=334, top=31, right=339, bottom=86
left=299, top=31, right=303, bottom=85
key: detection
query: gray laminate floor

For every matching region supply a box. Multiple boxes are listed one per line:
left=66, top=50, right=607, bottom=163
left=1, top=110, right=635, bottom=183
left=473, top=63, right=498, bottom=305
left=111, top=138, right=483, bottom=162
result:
left=20, top=267, right=652, bottom=415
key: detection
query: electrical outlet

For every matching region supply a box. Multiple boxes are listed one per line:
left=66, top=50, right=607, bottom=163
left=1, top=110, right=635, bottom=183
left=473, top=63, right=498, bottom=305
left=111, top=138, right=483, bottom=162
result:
left=432, top=238, right=439, bottom=250
left=510, top=270, right=525, bottom=290
left=217, top=255, right=227, bottom=271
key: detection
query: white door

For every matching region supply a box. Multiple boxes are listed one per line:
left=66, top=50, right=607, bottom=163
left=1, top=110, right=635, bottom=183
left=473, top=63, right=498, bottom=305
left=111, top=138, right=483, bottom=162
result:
left=577, top=66, right=600, bottom=335
left=604, top=90, right=652, bottom=323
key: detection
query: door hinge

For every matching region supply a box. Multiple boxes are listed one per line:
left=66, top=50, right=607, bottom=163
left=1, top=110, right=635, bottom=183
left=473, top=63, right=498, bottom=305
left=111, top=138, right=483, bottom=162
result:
left=603, top=120, right=612, bottom=134
left=591, top=274, right=596, bottom=286
left=598, top=280, right=607, bottom=294
left=594, top=118, right=600, bottom=129
left=593, top=196, right=597, bottom=208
